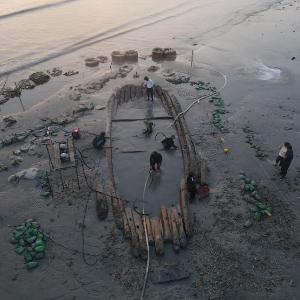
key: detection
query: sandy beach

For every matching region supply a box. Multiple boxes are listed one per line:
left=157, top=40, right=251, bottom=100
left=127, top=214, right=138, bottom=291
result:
left=0, top=0, right=300, bottom=299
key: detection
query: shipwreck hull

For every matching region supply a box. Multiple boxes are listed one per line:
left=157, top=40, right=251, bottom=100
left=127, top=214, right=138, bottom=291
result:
left=105, top=84, right=206, bottom=257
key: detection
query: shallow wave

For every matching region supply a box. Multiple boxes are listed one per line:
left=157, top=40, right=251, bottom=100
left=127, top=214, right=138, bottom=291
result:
left=0, top=0, right=78, bottom=21
left=238, top=62, right=282, bottom=81
left=0, top=0, right=210, bottom=76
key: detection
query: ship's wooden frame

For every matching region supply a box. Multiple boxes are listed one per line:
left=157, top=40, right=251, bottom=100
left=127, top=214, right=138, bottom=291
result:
left=104, top=84, right=206, bottom=258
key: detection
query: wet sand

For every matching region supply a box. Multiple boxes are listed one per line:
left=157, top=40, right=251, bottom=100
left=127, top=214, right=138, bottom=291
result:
left=0, top=0, right=300, bottom=299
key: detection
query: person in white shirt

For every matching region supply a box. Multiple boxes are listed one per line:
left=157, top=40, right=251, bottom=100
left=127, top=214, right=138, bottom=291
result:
left=144, top=76, right=154, bottom=101
left=274, top=142, right=288, bottom=166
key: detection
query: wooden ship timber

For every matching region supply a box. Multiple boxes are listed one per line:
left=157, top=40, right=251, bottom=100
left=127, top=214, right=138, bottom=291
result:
left=103, top=84, right=207, bottom=259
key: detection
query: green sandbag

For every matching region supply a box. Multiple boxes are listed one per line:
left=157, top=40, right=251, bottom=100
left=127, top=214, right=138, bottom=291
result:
left=10, top=237, right=18, bottom=244
left=26, top=261, right=39, bottom=270
left=253, top=211, right=262, bottom=220
left=245, top=178, right=251, bottom=184
left=15, top=246, right=25, bottom=255
left=19, top=239, right=25, bottom=246
left=255, top=194, right=261, bottom=201
left=14, top=230, right=24, bottom=240
left=34, top=245, right=45, bottom=253
left=34, top=252, right=45, bottom=260
left=34, top=238, right=44, bottom=247
left=16, top=225, right=25, bottom=232
left=24, top=252, right=33, bottom=263
left=31, top=222, right=40, bottom=229
left=256, top=202, right=267, bottom=210
left=25, top=236, right=37, bottom=245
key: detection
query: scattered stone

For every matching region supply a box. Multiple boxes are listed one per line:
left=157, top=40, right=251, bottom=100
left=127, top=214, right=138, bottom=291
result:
left=69, top=93, right=81, bottom=101
left=9, top=155, right=23, bottom=166
left=163, top=70, right=190, bottom=84
left=0, top=163, right=8, bottom=172
left=97, top=56, right=108, bottom=63
left=47, top=68, right=63, bottom=77
left=118, top=65, right=133, bottom=78
left=151, top=264, right=190, bottom=283
left=95, top=105, right=105, bottom=110
left=85, top=58, right=99, bottom=67
left=13, top=150, right=22, bottom=156
left=29, top=72, right=50, bottom=85
left=20, top=144, right=30, bottom=153
left=148, top=65, right=160, bottom=72
left=63, top=70, right=79, bottom=76
left=73, top=102, right=94, bottom=114
left=51, top=115, right=75, bottom=125
left=8, top=167, right=39, bottom=183
left=1, top=87, right=20, bottom=99
left=3, top=116, right=17, bottom=127
left=0, top=94, right=9, bottom=105
left=17, top=79, right=35, bottom=90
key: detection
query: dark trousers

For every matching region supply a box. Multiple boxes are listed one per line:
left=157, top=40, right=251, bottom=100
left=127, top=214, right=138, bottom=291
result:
left=280, top=160, right=291, bottom=178
left=147, top=88, right=154, bottom=101
left=276, top=156, right=284, bottom=166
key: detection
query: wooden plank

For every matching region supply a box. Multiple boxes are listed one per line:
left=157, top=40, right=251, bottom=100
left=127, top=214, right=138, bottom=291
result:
left=174, top=206, right=187, bottom=248
left=112, top=116, right=172, bottom=122
left=144, top=216, right=154, bottom=245
left=111, top=189, right=124, bottom=230
left=151, top=217, right=164, bottom=256
left=160, top=205, right=171, bottom=242
left=125, top=208, right=139, bottom=257
left=168, top=207, right=180, bottom=253
left=132, top=210, right=147, bottom=259
left=122, top=211, right=131, bottom=239
left=179, top=179, right=191, bottom=237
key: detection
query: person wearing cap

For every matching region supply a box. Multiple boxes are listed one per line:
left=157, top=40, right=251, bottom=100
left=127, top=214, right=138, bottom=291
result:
left=144, top=76, right=154, bottom=101
left=161, top=135, right=177, bottom=150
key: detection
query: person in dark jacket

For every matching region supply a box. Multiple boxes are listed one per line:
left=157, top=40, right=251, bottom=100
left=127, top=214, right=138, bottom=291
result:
left=93, top=132, right=106, bottom=149
left=150, top=151, right=162, bottom=171
left=280, top=142, right=293, bottom=178
left=187, top=172, right=197, bottom=200
left=161, top=135, right=177, bottom=150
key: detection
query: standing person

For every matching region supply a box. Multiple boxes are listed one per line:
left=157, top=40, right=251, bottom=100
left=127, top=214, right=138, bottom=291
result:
left=150, top=151, right=162, bottom=171
left=187, top=172, right=197, bottom=200
left=274, top=142, right=288, bottom=167
left=280, top=142, right=293, bottom=178
left=144, top=76, right=154, bottom=101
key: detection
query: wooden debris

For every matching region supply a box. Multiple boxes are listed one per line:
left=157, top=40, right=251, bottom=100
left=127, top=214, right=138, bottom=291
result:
left=125, top=208, right=139, bottom=257
left=132, top=210, right=147, bottom=259
left=111, top=189, right=124, bottom=230
left=175, top=206, right=187, bottom=248
left=122, top=211, right=131, bottom=239
left=144, top=216, right=154, bottom=245
left=151, top=217, right=164, bottom=256
left=168, top=207, right=180, bottom=253
left=179, top=179, right=191, bottom=237
left=160, top=205, right=171, bottom=242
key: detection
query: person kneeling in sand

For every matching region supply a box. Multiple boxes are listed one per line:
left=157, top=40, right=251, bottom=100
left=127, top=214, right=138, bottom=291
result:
left=150, top=151, right=162, bottom=171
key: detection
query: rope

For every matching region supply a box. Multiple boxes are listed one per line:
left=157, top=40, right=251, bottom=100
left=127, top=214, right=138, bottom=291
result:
left=173, top=71, right=227, bottom=124
left=140, top=170, right=152, bottom=300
